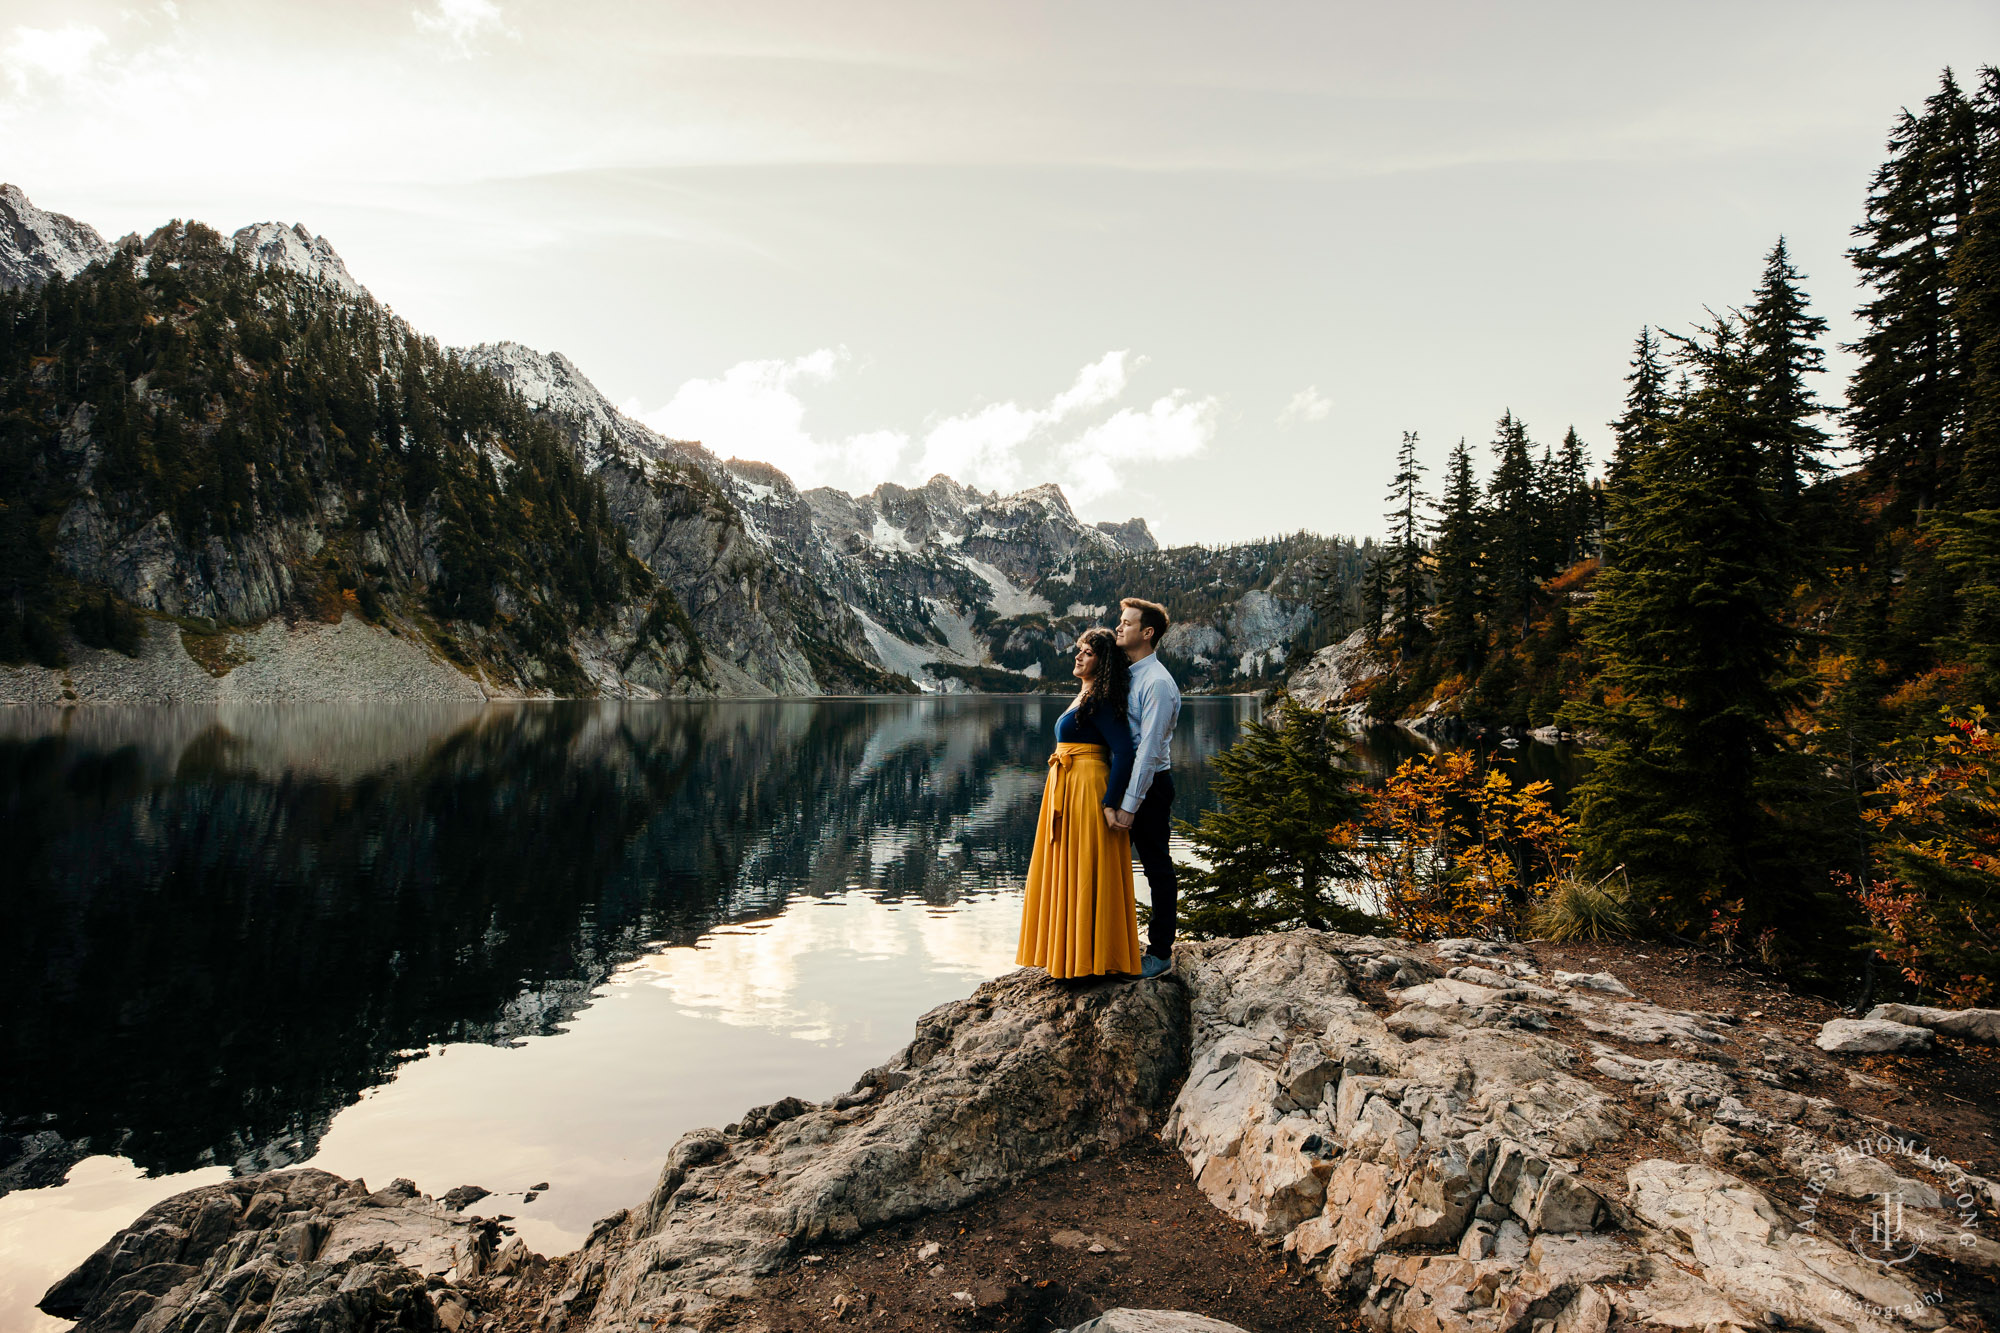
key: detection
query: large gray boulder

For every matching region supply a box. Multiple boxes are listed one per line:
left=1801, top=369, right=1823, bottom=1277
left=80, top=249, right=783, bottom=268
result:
left=561, top=967, right=1190, bottom=1332
left=40, top=1170, right=489, bottom=1333
left=1815, top=1017, right=1936, bottom=1054
left=1867, top=1002, right=2000, bottom=1045
left=1165, top=932, right=1968, bottom=1333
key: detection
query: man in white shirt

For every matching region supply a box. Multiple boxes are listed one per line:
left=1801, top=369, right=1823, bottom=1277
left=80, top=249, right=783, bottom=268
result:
left=1109, top=597, right=1182, bottom=979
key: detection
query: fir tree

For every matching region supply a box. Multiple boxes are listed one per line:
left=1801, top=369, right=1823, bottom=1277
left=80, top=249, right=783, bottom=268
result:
left=1743, top=237, right=1831, bottom=505
left=1847, top=69, right=1983, bottom=509
left=1431, top=438, right=1485, bottom=674
left=1952, top=67, right=2000, bottom=509
left=1382, top=430, right=1430, bottom=660
left=1483, top=411, right=1539, bottom=640
left=1363, top=545, right=1390, bottom=647
left=1565, top=318, right=1799, bottom=932
left=1608, top=327, right=1668, bottom=493
left=1553, top=427, right=1596, bottom=565
left=1175, top=695, right=1379, bottom=938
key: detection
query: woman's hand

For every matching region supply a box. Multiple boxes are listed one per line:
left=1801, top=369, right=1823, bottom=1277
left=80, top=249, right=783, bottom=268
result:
left=1102, top=806, right=1120, bottom=829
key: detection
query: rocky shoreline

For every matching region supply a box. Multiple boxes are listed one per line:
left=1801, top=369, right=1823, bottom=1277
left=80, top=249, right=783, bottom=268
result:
left=38, top=932, right=2000, bottom=1333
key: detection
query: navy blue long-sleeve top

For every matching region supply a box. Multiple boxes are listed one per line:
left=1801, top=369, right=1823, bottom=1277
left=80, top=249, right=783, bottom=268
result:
left=1054, top=700, right=1136, bottom=809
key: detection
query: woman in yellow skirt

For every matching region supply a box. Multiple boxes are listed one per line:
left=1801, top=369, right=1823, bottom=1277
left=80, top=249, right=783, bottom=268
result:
left=1017, top=627, right=1145, bottom=979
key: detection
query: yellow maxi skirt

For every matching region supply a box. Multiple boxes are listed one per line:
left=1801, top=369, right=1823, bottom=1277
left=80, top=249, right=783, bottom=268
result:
left=1016, top=741, right=1144, bottom=979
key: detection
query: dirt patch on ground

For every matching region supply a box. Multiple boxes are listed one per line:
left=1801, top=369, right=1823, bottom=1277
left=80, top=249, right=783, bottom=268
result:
left=737, top=1133, right=1356, bottom=1333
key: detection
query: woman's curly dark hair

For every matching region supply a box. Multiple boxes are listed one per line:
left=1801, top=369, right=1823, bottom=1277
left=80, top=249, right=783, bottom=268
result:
left=1076, top=626, right=1130, bottom=720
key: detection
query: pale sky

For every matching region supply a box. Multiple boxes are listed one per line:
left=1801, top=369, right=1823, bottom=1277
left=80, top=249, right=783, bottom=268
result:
left=3, top=1, right=1996, bottom=544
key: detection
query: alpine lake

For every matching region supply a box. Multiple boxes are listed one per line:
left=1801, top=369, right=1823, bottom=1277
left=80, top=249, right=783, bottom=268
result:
left=0, top=696, right=1585, bottom=1330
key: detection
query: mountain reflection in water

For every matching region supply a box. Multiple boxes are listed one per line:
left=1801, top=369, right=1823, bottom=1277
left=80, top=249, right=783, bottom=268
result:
left=0, top=698, right=1255, bottom=1209
left=0, top=697, right=1590, bottom=1328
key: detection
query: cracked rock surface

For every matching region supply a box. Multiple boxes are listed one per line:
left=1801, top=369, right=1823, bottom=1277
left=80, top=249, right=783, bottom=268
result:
left=39, top=1169, right=507, bottom=1333
left=1166, top=931, right=1996, bottom=1333
left=559, top=967, right=1191, bottom=1332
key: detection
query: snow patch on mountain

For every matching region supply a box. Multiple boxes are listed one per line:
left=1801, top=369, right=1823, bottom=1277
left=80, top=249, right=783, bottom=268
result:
left=855, top=611, right=941, bottom=684
left=0, top=184, right=110, bottom=291
left=229, top=223, right=366, bottom=299
left=960, top=556, right=1053, bottom=618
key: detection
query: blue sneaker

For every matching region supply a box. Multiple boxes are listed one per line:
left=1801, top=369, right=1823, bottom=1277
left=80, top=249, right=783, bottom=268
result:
left=1140, top=954, right=1172, bottom=979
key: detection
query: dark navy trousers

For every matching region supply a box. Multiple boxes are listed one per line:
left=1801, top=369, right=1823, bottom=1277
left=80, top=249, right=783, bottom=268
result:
left=1131, top=772, right=1177, bottom=960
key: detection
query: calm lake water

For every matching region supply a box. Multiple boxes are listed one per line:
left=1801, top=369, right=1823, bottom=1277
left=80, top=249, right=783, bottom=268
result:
left=0, top=697, right=1586, bottom=1332
left=0, top=696, right=1268, bottom=1331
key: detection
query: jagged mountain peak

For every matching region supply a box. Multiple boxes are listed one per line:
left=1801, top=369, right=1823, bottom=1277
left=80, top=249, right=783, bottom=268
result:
left=460, top=340, right=717, bottom=475
left=1094, top=518, right=1158, bottom=553
left=229, top=221, right=365, bottom=299
left=1004, top=482, right=1074, bottom=512
left=0, top=184, right=111, bottom=292
left=725, top=458, right=802, bottom=497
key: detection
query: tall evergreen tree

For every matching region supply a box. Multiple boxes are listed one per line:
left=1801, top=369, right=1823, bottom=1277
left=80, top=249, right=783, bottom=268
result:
left=1743, top=237, right=1831, bottom=505
left=1565, top=318, right=1799, bottom=932
left=1553, top=427, right=1596, bottom=565
left=1382, top=430, right=1430, bottom=660
left=1847, top=69, right=1983, bottom=509
left=1431, top=438, right=1484, bottom=674
left=1609, top=327, right=1668, bottom=491
left=1952, top=67, right=2000, bottom=509
left=1483, top=411, right=1539, bottom=640
left=1363, top=545, right=1389, bottom=648
left=1603, top=329, right=1669, bottom=571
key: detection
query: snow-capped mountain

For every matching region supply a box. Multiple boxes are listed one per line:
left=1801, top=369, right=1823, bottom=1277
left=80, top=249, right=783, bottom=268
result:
left=461, top=338, right=1166, bottom=688
left=0, top=188, right=365, bottom=302
left=0, top=184, right=111, bottom=290
left=229, top=222, right=366, bottom=299
left=461, top=341, right=718, bottom=475
left=3, top=185, right=1325, bottom=698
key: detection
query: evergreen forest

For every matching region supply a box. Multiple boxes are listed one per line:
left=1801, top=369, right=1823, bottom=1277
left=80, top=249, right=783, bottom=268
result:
left=1192, top=66, right=2000, bottom=1006
left=0, top=221, right=704, bottom=692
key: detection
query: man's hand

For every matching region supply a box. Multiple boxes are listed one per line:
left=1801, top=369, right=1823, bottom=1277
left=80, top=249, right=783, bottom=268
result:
left=1109, top=807, right=1135, bottom=830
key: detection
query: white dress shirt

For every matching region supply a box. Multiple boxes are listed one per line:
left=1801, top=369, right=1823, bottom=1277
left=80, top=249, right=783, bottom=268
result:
left=1121, top=652, right=1181, bottom=814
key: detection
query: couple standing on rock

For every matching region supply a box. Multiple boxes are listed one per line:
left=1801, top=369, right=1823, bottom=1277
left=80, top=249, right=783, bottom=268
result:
left=1017, top=597, right=1182, bottom=982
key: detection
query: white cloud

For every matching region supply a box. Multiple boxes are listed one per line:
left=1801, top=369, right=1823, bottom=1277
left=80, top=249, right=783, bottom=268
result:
left=915, top=351, right=1136, bottom=493
left=1279, top=385, right=1333, bottom=426
left=412, top=0, right=512, bottom=56
left=632, top=349, right=910, bottom=491
left=1059, top=393, right=1217, bottom=502
left=2, top=24, right=109, bottom=93
left=1049, top=350, right=1136, bottom=418
left=629, top=347, right=1209, bottom=505
left=915, top=401, right=1044, bottom=493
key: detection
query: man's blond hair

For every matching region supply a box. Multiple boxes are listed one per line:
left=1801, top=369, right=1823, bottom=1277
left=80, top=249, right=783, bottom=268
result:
left=1120, top=597, right=1170, bottom=646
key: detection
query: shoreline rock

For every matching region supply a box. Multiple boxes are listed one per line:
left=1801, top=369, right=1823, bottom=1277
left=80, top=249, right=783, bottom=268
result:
left=44, top=933, right=2000, bottom=1333
left=556, top=966, right=1190, bottom=1331
left=40, top=1169, right=499, bottom=1333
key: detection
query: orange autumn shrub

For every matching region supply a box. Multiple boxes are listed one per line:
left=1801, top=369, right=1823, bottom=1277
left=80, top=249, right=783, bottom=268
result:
left=1344, top=750, right=1577, bottom=940
left=1851, top=708, right=2000, bottom=1006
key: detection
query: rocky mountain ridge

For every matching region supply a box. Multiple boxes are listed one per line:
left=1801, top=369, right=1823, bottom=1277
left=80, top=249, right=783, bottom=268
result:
left=0, top=186, right=1327, bottom=701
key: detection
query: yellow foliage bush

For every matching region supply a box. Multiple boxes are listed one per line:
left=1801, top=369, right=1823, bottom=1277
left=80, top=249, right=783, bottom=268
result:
left=1342, top=749, right=1577, bottom=941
